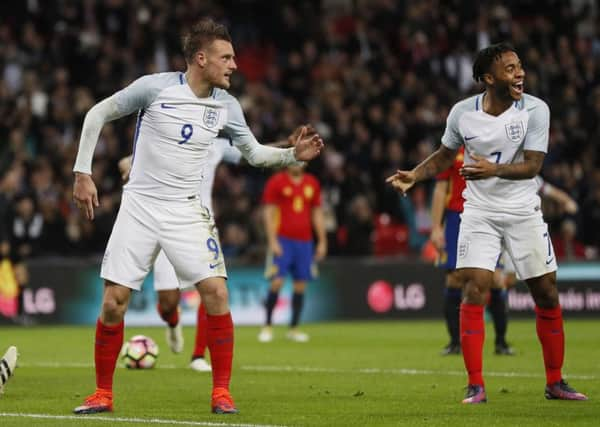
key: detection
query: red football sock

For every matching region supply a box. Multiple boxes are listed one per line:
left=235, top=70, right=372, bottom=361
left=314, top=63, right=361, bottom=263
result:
left=460, top=303, right=485, bottom=386
left=95, top=318, right=124, bottom=392
left=535, top=305, right=564, bottom=385
left=157, top=303, right=179, bottom=328
left=207, top=312, right=234, bottom=390
left=193, top=303, right=208, bottom=358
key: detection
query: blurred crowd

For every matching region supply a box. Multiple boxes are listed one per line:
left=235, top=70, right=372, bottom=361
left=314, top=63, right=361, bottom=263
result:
left=1, top=0, right=600, bottom=267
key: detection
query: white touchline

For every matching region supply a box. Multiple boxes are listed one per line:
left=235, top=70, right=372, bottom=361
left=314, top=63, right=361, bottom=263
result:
left=16, top=362, right=596, bottom=380
left=0, top=413, right=286, bottom=427
left=240, top=365, right=596, bottom=380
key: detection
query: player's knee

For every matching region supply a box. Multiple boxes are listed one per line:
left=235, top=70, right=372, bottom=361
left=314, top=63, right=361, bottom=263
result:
left=270, top=278, right=284, bottom=292
left=157, top=291, right=179, bottom=312
left=527, top=273, right=559, bottom=308
left=203, top=282, right=229, bottom=303
left=157, top=298, right=177, bottom=314
left=462, top=281, right=488, bottom=304
left=101, top=297, right=127, bottom=322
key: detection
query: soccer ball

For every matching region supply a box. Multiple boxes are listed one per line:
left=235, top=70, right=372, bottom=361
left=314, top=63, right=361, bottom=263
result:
left=121, top=335, right=159, bottom=369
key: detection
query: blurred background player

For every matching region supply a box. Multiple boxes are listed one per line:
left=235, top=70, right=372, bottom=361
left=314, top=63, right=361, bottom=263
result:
left=259, top=164, right=327, bottom=343
left=388, top=42, right=587, bottom=404
left=0, top=345, right=18, bottom=395
left=118, top=137, right=243, bottom=372
left=431, top=146, right=514, bottom=356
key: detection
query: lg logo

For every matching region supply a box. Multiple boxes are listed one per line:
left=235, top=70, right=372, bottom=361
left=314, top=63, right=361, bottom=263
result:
left=23, top=288, right=55, bottom=314
left=367, top=280, right=426, bottom=313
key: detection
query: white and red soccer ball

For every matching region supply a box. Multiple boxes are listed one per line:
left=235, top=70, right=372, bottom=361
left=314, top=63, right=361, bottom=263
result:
left=121, top=335, right=159, bottom=369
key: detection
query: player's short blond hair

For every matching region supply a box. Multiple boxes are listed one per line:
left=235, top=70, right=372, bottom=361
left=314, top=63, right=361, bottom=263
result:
left=182, top=18, right=231, bottom=64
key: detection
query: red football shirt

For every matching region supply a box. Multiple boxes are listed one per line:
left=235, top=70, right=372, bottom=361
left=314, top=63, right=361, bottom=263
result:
left=262, top=171, right=321, bottom=241
left=435, top=147, right=465, bottom=213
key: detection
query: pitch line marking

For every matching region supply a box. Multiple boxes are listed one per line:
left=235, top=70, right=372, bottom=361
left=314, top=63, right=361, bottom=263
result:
left=17, top=362, right=596, bottom=380
left=241, top=365, right=596, bottom=380
left=0, top=412, right=286, bottom=427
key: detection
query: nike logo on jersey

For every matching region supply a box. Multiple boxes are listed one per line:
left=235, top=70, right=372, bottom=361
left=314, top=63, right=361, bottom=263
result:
left=161, top=103, right=176, bottom=109
left=209, top=262, right=223, bottom=269
left=464, top=135, right=478, bottom=141
left=546, top=257, right=554, bottom=265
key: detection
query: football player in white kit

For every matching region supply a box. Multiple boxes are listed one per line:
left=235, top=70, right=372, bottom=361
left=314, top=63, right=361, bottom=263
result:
left=72, top=19, right=323, bottom=415
left=387, top=43, right=587, bottom=404
left=118, top=137, right=243, bottom=372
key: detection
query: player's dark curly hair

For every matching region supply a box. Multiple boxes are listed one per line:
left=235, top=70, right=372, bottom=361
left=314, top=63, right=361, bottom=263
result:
left=182, top=18, right=231, bottom=64
left=472, top=42, right=517, bottom=83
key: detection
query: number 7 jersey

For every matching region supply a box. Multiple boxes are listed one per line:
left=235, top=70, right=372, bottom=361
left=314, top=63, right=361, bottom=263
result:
left=441, top=93, right=550, bottom=215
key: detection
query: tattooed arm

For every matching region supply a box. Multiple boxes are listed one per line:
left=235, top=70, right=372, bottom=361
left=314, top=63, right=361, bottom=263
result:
left=386, top=145, right=457, bottom=195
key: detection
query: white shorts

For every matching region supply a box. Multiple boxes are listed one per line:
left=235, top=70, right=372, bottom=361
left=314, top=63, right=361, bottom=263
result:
left=456, top=208, right=557, bottom=280
left=499, top=249, right=516, bottom=275
left=153, top=250, right=179, bottom=291
left=101, top=192, right=227, bottom=290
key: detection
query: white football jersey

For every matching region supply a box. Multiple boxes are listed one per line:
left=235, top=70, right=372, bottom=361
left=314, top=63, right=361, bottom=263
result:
left=199, top=138, right=242, bottom=214
left=441, top=93, right=550, bottom=215
left=113, top=72, right=251, bottom=201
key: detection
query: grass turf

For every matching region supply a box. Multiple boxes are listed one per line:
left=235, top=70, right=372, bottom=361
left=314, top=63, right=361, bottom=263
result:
left=0, top=319, right=598, bottom=426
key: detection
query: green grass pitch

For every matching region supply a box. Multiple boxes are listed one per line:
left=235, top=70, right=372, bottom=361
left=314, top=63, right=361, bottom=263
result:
left=0, top=319, right=598, bottom=426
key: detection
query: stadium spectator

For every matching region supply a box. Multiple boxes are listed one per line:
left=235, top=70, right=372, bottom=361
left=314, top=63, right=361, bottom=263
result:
left=0, top=1, right=598, bottom=259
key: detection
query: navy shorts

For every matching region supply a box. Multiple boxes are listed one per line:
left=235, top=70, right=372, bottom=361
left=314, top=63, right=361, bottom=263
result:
left=436, top=210, right=461, bottom=270
left=265, top=236, right=314, bottom=281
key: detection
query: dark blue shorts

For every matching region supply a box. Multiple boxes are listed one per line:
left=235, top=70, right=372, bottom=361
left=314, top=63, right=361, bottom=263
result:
left=436, top=210, right=461, bottom=270
left=265, top=236, right=314, bottom=281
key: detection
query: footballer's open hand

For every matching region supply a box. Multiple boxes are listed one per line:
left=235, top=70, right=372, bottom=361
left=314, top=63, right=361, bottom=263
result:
left=386, top=170, right=416, bottom=195
left=73, top=173, right=99, bottom=220
left=292, top=125, right=324, bottom=161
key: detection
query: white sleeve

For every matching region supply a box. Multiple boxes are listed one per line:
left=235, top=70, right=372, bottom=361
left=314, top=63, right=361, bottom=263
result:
left=223, top=96, right=303, bottom=168
left=73, top=75, right=162, bottom=174
left=524, top=101, right=550, bottom=153
left=441, top=103, right=464, bottom=150
left=72, top=95, right=124, bottom=174
left=221, top=141, right=242, bottom=165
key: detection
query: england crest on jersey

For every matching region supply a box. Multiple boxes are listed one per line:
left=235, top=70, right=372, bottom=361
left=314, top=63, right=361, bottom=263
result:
left=203, top=108, right=220, bottom=129
left=505, top=121, right=524, bottom=142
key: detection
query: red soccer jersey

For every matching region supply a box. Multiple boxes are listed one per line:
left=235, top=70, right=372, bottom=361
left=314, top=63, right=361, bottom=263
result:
left=262, top=171, right=321, bottom=241
left=435, top=147, right=465, bottom=212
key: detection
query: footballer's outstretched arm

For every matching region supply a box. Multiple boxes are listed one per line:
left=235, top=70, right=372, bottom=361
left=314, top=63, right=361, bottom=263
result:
left=386, top=145, right=457, bottom=195
left=223, top=97, right=323, bottom=168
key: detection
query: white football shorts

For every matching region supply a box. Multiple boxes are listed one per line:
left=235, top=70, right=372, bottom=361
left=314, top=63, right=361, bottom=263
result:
left=101, top=191, right=227, bottom=290
left=153, top=250, right=179, bottom=291
left=456, top=208, right=557, bottom=280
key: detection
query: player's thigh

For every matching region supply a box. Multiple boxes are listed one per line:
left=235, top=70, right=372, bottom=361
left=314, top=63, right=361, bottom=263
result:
left=455, top=211, right=503, bottom=272
left=101, top=193, right=160, bottom=290
left=290, top=240, right=314, bottom=281
left=438, top=210, right=461, bottom=270
left=503, top=214, right=557, bottom=280
left=160, top=201, right=227, bottom=289
left=265, top=236, right=294, bottom=280
left=154, top=250, right=180, bottom=291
